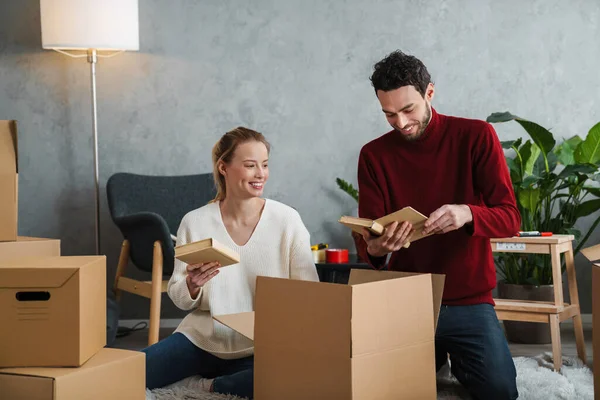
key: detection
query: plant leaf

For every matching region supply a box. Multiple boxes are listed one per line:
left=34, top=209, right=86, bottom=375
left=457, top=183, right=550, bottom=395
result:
left=506, top=157, right=521, bottom=184
left=514, top=119, right=556, bottom=156
left=521, top=175, right=541, bottom=188
left=584, top=187, right=600, bottom=197
left=574, top=199, right=600, bottom=218
left=487, top=112, right=521, bottom=123
left=501, top=140, right=515, bottom=149
left=558, top=163, right=598, bottom=179
left=519, top=141, right=541, bottom=176
left=518, top=188, right=540, bottom=212
left=554, top=135, right=583, bottom=165
left=575, top=122, right=600, bottom=164
left=336, top=178, right=359, bottom=202
left=533, top=151, right=558, bottom=176
left=565, top=228, right=582, bottom=241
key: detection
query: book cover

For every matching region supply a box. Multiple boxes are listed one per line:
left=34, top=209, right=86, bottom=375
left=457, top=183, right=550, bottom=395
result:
left=338, top=207, right=432, bottom=247
left=175, top=238, right=240, bottom=267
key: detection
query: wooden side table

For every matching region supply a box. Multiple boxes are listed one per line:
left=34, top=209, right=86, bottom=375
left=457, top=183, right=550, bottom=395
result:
left=491, top=235, right=586, bottom=371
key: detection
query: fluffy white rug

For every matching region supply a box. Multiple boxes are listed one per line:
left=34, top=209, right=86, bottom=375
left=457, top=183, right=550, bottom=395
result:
left=146, top=353, right=593, bottom=400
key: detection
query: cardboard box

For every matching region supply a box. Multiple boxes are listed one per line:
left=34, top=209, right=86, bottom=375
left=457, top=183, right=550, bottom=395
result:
left=0, top=348, right=146, bottom=400
left=0, top=256, right=106, bottom=368
left=580, top=244, right=600, bottom=399
left=0, top=236, right=61, bottom=262
left=215, top=269, right=445, bottom=400
left=0, top=120, right=18, bottom=242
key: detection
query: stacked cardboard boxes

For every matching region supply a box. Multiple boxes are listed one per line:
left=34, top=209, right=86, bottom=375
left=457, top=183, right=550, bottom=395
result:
left=0, top=120, right=145, bottom=399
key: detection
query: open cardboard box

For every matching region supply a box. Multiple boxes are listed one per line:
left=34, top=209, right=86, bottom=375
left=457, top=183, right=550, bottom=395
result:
left=580, top=244, right=600, bottom=399
left=0, top=120, right=18, bottom=242
left=215, top=269, right=445, bottom=399
left=0, top=236, right=61, bottom=262
left=0, top=256, right=106, bottom=368
left=0, top=348, right=146, bottom=400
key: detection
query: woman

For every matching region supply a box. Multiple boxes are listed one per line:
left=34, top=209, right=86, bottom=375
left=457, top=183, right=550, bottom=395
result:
left=143, top=127, right=319, bottom=398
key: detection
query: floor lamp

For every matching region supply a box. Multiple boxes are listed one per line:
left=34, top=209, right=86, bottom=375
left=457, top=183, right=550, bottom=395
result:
left=40, top=0, right=139, bottom=255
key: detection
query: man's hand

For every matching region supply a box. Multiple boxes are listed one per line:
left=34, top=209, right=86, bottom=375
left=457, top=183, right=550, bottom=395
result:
left=186, top=261, right=221, bottom=298
left=423, top=204, right=473, bottom=235
left=362, top=221, right=413, bottom=258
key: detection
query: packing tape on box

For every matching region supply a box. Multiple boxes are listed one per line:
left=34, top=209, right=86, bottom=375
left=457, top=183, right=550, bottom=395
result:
left=326, top=248, right=349, bottom=263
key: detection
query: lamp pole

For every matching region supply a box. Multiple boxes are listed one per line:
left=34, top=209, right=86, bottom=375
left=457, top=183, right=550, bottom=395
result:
left=88, top=49, right=100, bottom=255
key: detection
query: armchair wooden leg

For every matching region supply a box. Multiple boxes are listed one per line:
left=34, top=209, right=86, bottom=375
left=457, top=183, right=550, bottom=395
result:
left=148, top=240, right=164, bottom=346
left=114, top=240, right=130, bottom=302
left=549, top=314, right=562, bottom=372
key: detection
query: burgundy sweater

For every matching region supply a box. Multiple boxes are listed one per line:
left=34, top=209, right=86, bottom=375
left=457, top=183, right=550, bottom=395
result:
left=355, top=108, right=520, bottom=306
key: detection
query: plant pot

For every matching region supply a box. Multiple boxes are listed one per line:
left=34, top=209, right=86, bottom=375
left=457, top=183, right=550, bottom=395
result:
left=497, top=281, right=554, bottom=344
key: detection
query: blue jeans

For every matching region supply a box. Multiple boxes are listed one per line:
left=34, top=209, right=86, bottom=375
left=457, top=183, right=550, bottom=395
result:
left=436, top=303, right=518, bottom=400
left=143, top=332, right=254, bottom=399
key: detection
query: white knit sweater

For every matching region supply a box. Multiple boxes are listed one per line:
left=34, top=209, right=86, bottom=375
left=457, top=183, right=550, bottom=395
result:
left=167, top=199, right=320, bottom=359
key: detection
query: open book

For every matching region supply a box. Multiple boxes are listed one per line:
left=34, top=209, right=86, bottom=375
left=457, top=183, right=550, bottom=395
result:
left=338, top=207, right=432, bottom=247
left=175, top=238, right=240, bottom=267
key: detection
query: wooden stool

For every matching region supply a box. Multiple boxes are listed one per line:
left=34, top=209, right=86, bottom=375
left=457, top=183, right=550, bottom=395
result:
left=491, top=235, right=586, bottom=372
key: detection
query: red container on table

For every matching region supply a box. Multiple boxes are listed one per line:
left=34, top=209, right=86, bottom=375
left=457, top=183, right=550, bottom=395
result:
left=326, top=249, right=349, bottom=263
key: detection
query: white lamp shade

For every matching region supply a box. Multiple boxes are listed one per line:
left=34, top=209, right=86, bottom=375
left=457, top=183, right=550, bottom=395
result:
left=40, top=0, right=139, bottom=51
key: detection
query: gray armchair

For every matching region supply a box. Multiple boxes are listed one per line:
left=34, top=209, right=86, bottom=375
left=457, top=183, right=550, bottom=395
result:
left=106, top=172, right=215, bottom=345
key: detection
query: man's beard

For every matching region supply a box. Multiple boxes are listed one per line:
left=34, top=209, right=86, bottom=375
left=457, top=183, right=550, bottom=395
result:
left=397, top=104, right=431, bottom=142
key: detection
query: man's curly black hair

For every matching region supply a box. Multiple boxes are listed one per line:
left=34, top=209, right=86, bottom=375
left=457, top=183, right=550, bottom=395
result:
left=370, top=50, right=432, bottom=97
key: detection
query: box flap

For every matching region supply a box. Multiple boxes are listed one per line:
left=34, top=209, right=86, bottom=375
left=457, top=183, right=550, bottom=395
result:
left=254, top=277, right=353, bottom=359
left=581, top=244, right=600, bottom=265
left=349, top=269, right=445, bottom=330
left=214, top=312, right=255, bottom=341
left=0, top=120, right=17, bottom=174
left=351, top=274, right=436, bottom=356
left=0, top=256, right=101, bottom=288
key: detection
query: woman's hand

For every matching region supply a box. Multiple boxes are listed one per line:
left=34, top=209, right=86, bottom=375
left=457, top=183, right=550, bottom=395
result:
left=186, top=261, right=221, bottom=298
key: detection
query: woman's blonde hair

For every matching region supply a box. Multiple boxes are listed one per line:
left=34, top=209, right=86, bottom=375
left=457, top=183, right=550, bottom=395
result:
left=210, top=127, right=271, bottom=203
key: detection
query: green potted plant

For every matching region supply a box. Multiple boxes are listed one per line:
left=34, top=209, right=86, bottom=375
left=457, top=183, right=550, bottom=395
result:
left=487, top=111, right=600, bottom=343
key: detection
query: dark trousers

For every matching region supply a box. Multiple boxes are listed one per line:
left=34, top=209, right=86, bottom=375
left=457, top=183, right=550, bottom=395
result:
left=436, top=303, right=518, bottom=400
left=143, top=332, right=254, bottom=399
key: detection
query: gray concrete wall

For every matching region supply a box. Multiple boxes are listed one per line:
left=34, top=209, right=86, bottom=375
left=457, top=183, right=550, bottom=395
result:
left=1, top=0, right=598, bottom=318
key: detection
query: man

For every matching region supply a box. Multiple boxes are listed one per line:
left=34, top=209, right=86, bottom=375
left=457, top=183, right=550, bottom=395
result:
left=355, top=50, right=520, bottom=400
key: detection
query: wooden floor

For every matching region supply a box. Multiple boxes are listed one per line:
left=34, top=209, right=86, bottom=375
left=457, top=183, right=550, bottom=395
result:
left=112, top=323, right=594, bottom=369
